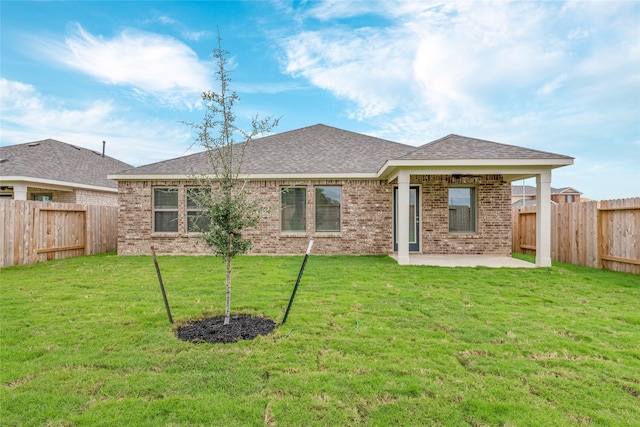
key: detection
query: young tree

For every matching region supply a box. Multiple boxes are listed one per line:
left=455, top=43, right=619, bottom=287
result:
left=185, top=32, right=279, bottom=325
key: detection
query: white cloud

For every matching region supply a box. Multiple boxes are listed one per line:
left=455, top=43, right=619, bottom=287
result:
left=233, top=81, right=306, bottom=94
left=536, top=74, right=569, bottom=96
left=280, top=1, right=577, bottom=125
left=0, top=78, right=196, bottom=166
left=149, top=14, right=213, bottom=41
left=32, top=23, right=211, bottom=109
left=282, top=27, right=417, bottom=119
left=278, top=1, right=638, bottom=139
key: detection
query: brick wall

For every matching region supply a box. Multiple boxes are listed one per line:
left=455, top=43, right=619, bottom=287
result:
left=116, top=175, right=511, bottom=256
left=417, top=175, right=512, bottom=255
left=75, top=189, right=119, bottom=206
left=117, top=179, right=393, bottom=255
left=27, top=187, right=75, bottom=203
left=25, top=187, right=118, bottom=206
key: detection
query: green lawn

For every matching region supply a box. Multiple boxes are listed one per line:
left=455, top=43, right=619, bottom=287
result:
left=1, top=254, right=639, bottom=426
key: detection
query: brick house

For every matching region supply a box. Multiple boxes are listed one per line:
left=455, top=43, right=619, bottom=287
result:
left=109, top=124, right=573, bottom=266
left=0, top=139, right=131, bottom=206
left=511, top=185, right=582, bottom=207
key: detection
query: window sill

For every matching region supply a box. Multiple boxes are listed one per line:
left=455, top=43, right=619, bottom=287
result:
left=280, top=232, right=308, bottom=238
left=152, top=232, right=180, bottom=237
left=313, top=232, right=342, bottom=238
left=280, top=232, right=343, bottom=238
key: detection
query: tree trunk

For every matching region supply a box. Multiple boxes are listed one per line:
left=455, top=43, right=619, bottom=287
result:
left=224, top=232, right=232, bottom=325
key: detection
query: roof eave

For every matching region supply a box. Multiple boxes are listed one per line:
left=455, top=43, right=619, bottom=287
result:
left=378, top=158, right=574, bottom=181
left=0, top=176, right=118, bottom=193
left=108, top=172, right=381, bottom=181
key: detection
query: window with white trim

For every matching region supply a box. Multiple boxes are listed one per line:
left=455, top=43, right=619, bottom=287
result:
left=153, top=188, right=179, bottom=232
left=186, top=187, right=211, bottom=232
left=448, top=187, right=476, bottom=233
left=315, top=186, right=341, bottom=232
left=281, top=187, right=306, bottom=232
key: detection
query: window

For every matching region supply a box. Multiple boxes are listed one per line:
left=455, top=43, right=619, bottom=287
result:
left=449, top=187, right=475, bottom=233
left=315, top=186, right=341, bottom=232
left=281, top=187, right=306, bottom=232
left=33, top=193, right=52, bottom=202
left=186, top=187, right=211, bottom=232
left=153, top=188, right=179, bottom=232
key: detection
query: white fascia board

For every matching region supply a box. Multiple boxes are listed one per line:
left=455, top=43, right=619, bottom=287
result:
left=380, top=157, right=573, bottom=171
left=108, top=174, right=193, bottom=181
left=383, top=165, right=573, bottom=183
left=0, top=176, right=117, bottom=193
left=108, top=172, right=380, bottom=181
left=379, top=158, right=574, bottom=180
left=247, top=173, right=379, bottom=180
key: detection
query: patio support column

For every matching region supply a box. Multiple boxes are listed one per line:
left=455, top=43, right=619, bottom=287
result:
left=535, top=171, right=552, bottom=267
left=397, top=170, right=410, bottom=265
left=13, top=183, right=27, bottom=200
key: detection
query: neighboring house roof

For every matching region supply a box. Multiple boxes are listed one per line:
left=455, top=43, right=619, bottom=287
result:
left=0, top=139, right=132, bottom=191
left=511, top=185, right=582, bottom=197
left=511, top=185, right=538, bottom=197
left=512, top=198, right=558, bottom=207
left=553, top=186, right=582, bottom=195
left=109, top=124, right=574, bottom=181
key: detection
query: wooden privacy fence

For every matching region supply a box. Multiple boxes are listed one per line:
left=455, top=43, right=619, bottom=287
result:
left=512, top=197, right=640, bottom=274
left=0, top=200, right=118, bottom=268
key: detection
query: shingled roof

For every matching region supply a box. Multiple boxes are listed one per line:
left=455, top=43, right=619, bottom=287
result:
left=114, top=124, right=415, bottom=176
left=401, top=134, right=574, bottom=160
left=110, top=124, right=573, bottom=179
left=0, top=139, right=132, bottom=189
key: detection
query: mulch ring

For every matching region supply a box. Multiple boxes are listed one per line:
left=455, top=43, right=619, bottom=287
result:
left=176, top=314, right=276, bottom=344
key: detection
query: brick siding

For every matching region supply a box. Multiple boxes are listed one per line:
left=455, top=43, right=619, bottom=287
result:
left=25, top=187, right=118, bottom=206
left=116, top=175, right=511, bottom=256
left=416, top=175, right=512, bottom=255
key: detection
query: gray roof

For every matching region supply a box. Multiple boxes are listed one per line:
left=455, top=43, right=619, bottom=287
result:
left=112, top=124, right=574, bottom=178
left=0, top=139, right=132, bottom=189
left=116, top=124, right=415, bottom=176
left=511, top=185, right=581, bottom=196
left=512, top=198, right=558, bottom=207
left=511, top=185, right=538, bottom=196
left=402, top=134, right=574, bottom=160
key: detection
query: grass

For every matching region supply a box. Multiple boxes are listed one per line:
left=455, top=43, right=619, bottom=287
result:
left=1, top=253, right=639, bottom=426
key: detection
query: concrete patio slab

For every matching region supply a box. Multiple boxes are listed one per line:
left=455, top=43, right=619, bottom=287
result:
left=389, top=254, right=536, bottom=268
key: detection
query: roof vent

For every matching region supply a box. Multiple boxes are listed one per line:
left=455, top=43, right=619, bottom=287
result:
left=28, top=142, right=40, bottom=147
left=0, top=158, right=7, bottom=163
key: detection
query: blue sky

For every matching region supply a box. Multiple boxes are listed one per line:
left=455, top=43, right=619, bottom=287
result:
left=1, top=0, right=638, bottom=200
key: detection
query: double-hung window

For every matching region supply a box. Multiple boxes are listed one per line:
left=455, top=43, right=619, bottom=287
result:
left=315, top=186, right=341, bottom=232
left=153, top=188, right=179, bottom=232
left=448, top=187, right=476, bottom=233
left=186, top=187, right=211, bottom=232
left=281, top=187, right=306, bottom=232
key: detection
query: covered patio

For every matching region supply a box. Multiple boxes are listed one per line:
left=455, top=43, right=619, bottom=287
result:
left=389, top=254, right=536, bottom=268
left=379, top=135, right=574, bottom=267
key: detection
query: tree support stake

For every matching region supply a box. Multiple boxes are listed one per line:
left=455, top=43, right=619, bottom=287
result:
left=282, top=240, right=313, bottom=325
left=151, top=246, right=173, bottom=324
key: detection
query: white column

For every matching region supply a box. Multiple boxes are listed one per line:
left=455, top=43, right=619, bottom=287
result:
left=535, top=171, right=552, bottom=267
left=397, top=170, right=411, bottom=265
left=13, top=183, right=27, bottom=200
